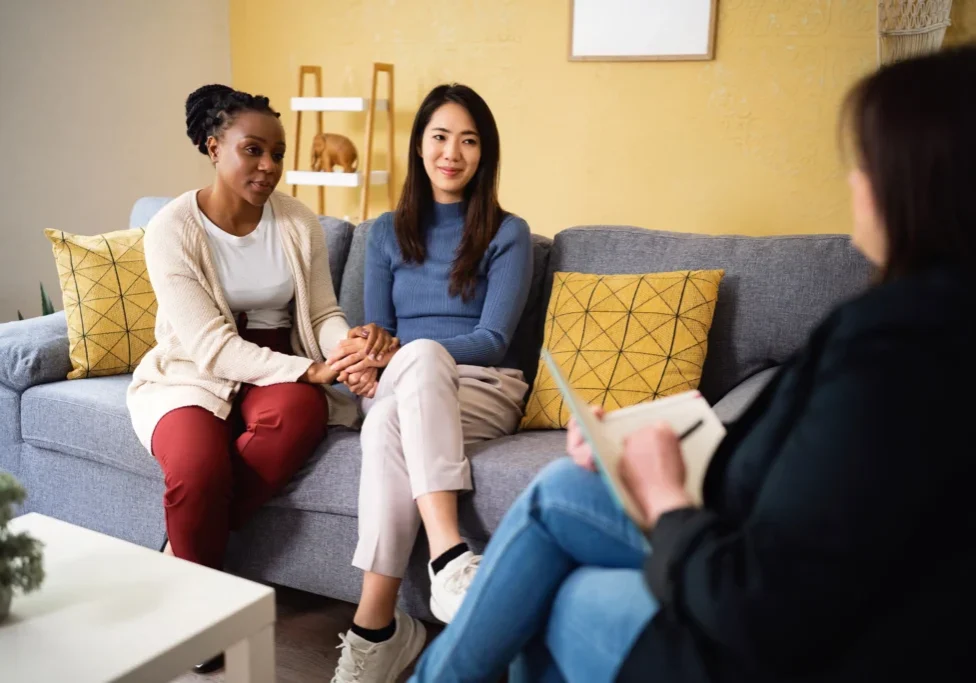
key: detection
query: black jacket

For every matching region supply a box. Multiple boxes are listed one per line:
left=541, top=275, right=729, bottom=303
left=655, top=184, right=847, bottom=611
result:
left=618, top=268, right=976, bottom=682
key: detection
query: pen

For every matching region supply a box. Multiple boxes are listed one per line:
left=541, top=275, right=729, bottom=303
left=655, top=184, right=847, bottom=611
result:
left=678, top=419, right=704, bottom=441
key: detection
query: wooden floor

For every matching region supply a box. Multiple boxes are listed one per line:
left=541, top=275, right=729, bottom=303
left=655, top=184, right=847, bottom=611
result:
left=171, top=585, right=443, bottom=683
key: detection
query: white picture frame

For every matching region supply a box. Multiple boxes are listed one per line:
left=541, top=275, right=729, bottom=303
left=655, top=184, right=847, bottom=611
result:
left=569, top=0, right=718, bottom=62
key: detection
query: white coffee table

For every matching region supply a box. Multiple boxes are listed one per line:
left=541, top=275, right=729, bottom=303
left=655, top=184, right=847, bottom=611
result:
left=0, top=513, right=276, bottom=682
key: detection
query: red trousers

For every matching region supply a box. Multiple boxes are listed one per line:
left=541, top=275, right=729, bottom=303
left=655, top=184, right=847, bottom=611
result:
left=151, top=326, right=328, bottom=568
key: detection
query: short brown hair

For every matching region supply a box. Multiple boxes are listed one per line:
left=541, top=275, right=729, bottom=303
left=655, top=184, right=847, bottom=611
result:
left=842, top=44, right=976, bottom=280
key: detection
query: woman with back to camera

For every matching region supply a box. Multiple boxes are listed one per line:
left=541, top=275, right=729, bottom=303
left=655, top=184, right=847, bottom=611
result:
left=325, top=83, right=534, bottom=683
left=407, top=45, right=976, bottom=683
left=128, top=84, right=395, bottom=674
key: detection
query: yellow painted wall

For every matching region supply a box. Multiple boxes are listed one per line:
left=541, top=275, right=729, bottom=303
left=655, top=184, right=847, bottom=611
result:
left=229, top=1, right=969, bottom=238
left=947, top=0, right=976, bottom=45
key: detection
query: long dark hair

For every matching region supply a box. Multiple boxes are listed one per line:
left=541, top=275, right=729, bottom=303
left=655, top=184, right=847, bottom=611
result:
left=841, top=45, right=976, bottom=280
left=394, top=84, right=504, bottom=300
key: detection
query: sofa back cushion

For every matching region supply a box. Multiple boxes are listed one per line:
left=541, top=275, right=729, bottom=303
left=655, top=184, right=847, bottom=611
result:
left=127, top=196, right=354, bottom=298
left=129, top=197, right=174, bottom=230
left=337, top=220, right=375, bottom=329
left=318, top=217, right=356, bottom=294
left=545, top=227, right=872, bottom=402
left=0, top=312, right=72, bottom=391
left=339, top=220, right=553, bottom=382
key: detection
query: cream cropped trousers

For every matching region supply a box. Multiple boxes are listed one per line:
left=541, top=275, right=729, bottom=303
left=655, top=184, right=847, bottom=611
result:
left=352, top=340, right=528, bottom=578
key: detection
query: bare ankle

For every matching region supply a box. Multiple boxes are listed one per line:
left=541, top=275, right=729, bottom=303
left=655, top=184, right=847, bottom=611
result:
left=428, top=534, right=464, bottom=561
left=416, top=491, right=462, bottom=559
left=354, top=572, right=401, bottom=629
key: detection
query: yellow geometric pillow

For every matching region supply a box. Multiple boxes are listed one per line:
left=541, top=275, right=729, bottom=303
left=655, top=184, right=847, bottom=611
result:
left=45, top=228, right=157, bottom=379
left=521, top=270, right=725, bottom=430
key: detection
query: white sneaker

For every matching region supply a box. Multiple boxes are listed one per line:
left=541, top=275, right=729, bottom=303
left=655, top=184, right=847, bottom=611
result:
left=331, top=610, right=427, bottom=683
left=428, top=550, right=481, bottom=623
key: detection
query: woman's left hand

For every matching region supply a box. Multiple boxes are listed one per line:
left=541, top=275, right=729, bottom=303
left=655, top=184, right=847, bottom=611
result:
left=348, top=324, right=399, bottom=362
left=619, top=422, right=694, bottom=529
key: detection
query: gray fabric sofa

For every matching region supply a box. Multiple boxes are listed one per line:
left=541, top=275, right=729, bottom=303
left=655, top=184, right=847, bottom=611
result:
left=0, top=196, right=872, bottom=620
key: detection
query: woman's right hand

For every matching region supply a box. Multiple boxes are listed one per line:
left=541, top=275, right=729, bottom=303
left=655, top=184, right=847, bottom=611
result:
left=566, top=406, right=604, bottom=471
left=299, top=361, right=337, bottom=385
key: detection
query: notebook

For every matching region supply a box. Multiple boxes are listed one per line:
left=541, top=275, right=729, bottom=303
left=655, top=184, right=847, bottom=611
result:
left=542, top=349, right=726, bottom=528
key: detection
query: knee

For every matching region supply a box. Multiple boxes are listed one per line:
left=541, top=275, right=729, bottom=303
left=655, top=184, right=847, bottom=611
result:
left=392, top=340, right=457, bottom=379
left=535, top=457, right=588, bottom=493
left=526, top=458, right=592, bottom=508
left=161, top=447, right=232, bottom=506
left=153, top=409, right=232, bottom=500
left=401, top=338, right=451, bottom=362
left=253, top=385, right=328, bottom=444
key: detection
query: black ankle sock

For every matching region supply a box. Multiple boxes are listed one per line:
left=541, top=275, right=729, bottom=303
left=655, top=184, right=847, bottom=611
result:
left=431, top=542, right=470, bottom=575
left=351, top=619, right=396, bottom=644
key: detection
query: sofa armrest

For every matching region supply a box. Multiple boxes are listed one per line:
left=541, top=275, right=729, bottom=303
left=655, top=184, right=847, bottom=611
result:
left=712, top=366, right=780, bottom=424
left=0, top=312, right=72, bottom=391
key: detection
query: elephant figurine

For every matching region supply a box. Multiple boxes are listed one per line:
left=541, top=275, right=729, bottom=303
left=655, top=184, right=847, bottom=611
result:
left=311, top=133, right=358, bottom=173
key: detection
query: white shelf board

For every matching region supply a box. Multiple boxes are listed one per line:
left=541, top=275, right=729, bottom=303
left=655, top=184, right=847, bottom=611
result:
left=287, top=170, right=389, bottom=188
left=291, top=97, right=389, bottom=112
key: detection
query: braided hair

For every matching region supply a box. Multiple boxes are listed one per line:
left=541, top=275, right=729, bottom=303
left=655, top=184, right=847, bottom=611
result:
left=185, top=84, right=281, bottom=156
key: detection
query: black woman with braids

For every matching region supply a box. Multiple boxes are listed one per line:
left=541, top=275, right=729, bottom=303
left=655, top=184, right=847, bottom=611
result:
left=127, top=84, right=396, bottom=673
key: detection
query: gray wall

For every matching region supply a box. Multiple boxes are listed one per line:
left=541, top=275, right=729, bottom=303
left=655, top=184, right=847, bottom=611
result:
left=0, top=0, right=232, bottom=321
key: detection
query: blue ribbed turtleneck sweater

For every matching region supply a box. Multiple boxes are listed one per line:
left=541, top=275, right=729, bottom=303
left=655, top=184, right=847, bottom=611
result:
left=363, top=201, right=533, bottom=368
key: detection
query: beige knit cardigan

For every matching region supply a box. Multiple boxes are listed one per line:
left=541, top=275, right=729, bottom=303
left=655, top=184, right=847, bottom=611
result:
left=127, top=189, right=359, bottom=451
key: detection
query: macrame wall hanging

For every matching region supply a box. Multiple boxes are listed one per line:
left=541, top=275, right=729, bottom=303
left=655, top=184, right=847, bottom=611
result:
left=878, top=0, right=954, bottom=65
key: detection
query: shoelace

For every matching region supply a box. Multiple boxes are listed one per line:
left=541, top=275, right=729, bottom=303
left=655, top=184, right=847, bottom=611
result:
left=443, top=555, right=482, bottom=594
left=331, top=634, right=374, bottom=683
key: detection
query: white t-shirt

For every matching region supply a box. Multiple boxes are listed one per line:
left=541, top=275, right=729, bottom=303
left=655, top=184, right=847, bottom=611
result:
left=200, top=201, right=295, bottom=329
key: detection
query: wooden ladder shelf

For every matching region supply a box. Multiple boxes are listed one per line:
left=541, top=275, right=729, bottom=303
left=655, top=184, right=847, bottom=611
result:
left=286, top=63, right=395, bottom=221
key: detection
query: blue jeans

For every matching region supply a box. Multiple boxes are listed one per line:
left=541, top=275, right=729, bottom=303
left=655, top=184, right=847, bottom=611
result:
left=408, top=458, right=659, bottom=683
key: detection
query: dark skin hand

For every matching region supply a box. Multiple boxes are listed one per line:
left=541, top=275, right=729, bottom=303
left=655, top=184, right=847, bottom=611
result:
left=347, top=324, right=399, bottom=361
left=323, top=326, right=399, bottom=397
left=327, top=337, right=399, bottom=379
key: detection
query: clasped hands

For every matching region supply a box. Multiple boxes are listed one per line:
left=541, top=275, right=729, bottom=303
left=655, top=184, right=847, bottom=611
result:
left=300, top=324, right=399, bottom=398
left=566, top=407, right=694, bottom=529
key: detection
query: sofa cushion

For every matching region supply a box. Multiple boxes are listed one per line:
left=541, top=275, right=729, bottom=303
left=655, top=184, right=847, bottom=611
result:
left=522, top=269, right=725, bottom=429
left=712, top=366, right=779, bottom=423
left=0, top=384, right=21, bottom=476
left=545, top=227, right=872, bottom=402
left=338, top=220, right=553, bottom=381
left=21, top=375, right=156, bottom=480
left=46, top=228, right=157, bottom=379
left=319, top=217, right=356, bottom=295
left=269, top=428, right=362, bottom=516
left=271, top=428, right=567, bottom=540
left=462, top=431, right=568, bottom=534
left=508, top=234, right=554, bottom=386
left=0, top=312, right=72, bottom=391
left=129, top=197, right=173, bottom=229
left=19, top=371, right=567, bottom=540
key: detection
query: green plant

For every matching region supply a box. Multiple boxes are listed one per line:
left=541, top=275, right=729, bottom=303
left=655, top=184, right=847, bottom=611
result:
left=0, top=473, right=44, bottom=594
left=17, top=282, right=56, bottom=321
